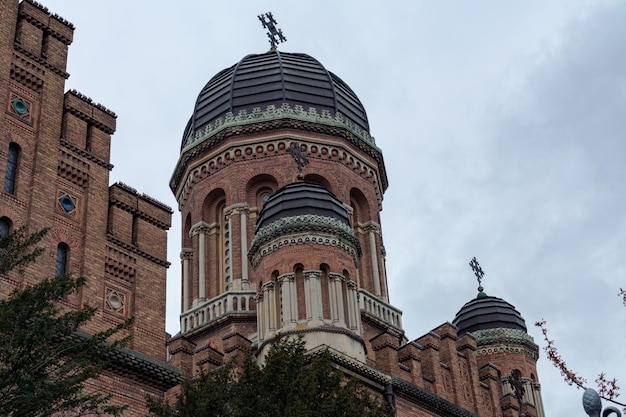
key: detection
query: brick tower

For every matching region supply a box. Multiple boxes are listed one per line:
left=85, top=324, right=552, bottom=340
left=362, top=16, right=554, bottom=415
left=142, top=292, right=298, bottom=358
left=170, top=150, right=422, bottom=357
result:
left=453, top=288, right=546, bottom=417
left=0, top=1, right=180, bottom=414
left=166, top=46, right=549, bottom=416
left=167, top=50, right=401, bottom=374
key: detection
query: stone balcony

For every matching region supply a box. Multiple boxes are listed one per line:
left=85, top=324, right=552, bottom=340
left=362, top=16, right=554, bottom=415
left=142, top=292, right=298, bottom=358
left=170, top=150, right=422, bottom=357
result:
left=358, top=289, right=403, bottom=331
left=180, top=291, right=257, bottom=334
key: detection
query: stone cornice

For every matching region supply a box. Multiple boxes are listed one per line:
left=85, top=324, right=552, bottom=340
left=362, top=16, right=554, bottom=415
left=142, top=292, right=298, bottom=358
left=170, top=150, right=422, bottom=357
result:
left=307, top=347, right=479, bottom=417
left=171, top=108, right=388, bottom=198
left=13, top=44, right=69, bottom=79
left=472, top=328, right=539, bottom=360
left=71, top=329, right=183, bottom=391
left=391, top=377, right=479, bottom=417
left=181, top=104, right=377, bottom=152
left=106, top=235, right=170, bottom=268
left=60, top=137, right=113, bottom=170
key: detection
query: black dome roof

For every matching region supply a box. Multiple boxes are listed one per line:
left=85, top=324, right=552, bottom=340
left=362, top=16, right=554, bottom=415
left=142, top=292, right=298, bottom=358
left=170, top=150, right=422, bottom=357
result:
left=255, top=182, right=349, bottom=233
left=452, top=295, right=527, bottom=336
left=182, top=51, right=370, bottom=150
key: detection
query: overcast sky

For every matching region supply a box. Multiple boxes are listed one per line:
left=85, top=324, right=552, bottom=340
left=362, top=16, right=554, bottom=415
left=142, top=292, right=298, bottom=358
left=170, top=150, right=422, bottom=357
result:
left=38, top=1, right=626, bottom=416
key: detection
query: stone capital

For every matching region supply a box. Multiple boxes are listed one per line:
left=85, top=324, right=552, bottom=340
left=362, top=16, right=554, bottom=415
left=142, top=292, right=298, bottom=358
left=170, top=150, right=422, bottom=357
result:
left=303, top=270, right=321, bottom=280
left=180, top=248, right=193, bottom=260
left=189, top=221, right=212, bottom=237
left=361, top=220, right=381, bottom=234
left=329, top=272, right=345, bottom=282
left=223, top=202, right=250, bottom=218
left=277, top=272, right=296, bottom=283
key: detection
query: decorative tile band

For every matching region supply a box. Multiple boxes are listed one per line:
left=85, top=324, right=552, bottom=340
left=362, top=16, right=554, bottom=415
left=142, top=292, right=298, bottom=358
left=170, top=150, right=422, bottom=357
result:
left=472, top=328, right=539, bottom=360
left=248, top=214, right=362, bottom=267
left=181, top=103, right=376, bottom=153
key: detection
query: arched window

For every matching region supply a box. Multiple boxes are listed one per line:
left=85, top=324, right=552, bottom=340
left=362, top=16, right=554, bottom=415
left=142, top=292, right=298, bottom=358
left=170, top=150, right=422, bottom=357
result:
left=55, top=243, right=69, bottom=276
left=257, top=188, right=272, bottom=209
left=4, top=143, right=20, bottom=195
left=0, top=217, right=12, bottom=237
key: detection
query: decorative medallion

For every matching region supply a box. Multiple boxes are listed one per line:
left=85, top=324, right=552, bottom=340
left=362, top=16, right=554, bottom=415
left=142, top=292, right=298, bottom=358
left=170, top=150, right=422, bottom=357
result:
left=59, top=194, right=76, bottom=212
left=105, top=288, right=125, bottom=315
left=7, top=91, right=35, bottom=126
left=11, top=98, right=28, bottom=116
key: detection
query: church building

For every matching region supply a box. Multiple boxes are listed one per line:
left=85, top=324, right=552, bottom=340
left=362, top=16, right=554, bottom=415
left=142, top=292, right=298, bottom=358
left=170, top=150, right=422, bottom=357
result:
left=0, top=1, right=546, bottom=416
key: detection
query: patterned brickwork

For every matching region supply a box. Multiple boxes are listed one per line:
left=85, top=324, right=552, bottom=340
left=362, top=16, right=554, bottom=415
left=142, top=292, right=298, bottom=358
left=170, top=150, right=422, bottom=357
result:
left=0, top=1, right=178, bottom=413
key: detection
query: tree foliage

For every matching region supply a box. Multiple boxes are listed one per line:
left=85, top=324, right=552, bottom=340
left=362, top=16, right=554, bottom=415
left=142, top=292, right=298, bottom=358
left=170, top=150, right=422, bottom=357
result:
left=0, top=227, right=132, bottom=416
left=148, top=336, right=392, bottom=417
left=535, top=289, right=625, bottom=413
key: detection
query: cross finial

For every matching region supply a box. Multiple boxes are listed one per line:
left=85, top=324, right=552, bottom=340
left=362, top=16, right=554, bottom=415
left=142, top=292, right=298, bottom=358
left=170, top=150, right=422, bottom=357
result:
left=258, top=12, right=287, bottom=50
left=288, top=142, right=309, bottom=180
left=469, top=257, right=485, bottom=292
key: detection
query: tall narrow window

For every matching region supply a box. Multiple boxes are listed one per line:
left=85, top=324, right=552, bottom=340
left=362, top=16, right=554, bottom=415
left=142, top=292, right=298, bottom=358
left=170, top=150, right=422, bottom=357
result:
left=4, top=143, right=20, bottom=195
left=131, top=213, right=138, bottom=246
left=41, top=30, right=50, bottom=58
left=85, top=123, right=93, bottom=151
left=0, top=217, right=11, bottom=237
left=222, top=209, right=231, bottom=290
left=55, top=243, right=69, bottom=276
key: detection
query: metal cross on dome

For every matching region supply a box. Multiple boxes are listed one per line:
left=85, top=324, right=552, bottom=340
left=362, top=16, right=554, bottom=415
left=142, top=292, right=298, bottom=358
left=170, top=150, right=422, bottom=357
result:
left=258, top=12, right=287, bottom=49
left=469, top=257, right=484, bottom=289
left=289, top=142, right=309, bottom=178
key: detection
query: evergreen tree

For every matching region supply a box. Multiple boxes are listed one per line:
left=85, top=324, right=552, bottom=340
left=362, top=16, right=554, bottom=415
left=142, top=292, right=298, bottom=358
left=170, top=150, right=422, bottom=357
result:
left=148, top=336, right=392, bottom=417
left=0, top=227, right=131, bottom=416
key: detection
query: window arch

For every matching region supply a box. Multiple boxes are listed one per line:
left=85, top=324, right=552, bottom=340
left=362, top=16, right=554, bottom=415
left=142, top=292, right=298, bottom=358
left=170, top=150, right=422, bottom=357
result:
left=55, top=243, right=69, bottom=276
left=4, top=143, right=20, bottom=195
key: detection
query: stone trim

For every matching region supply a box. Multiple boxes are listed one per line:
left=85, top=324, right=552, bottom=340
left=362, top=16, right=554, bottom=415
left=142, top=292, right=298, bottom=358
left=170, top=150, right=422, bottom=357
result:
left=71, top=329, right=183, bottom=391
left=181, top=103, right=376, bottom=152
left=248, top=214, right=362, bottom=267
left=472, top=328, right=539, bottom=360
left=172, top=113, right=388, bottom=198
left=391, top=377, right=479, bottom=417
left=173, top=136, right=383, bottom=209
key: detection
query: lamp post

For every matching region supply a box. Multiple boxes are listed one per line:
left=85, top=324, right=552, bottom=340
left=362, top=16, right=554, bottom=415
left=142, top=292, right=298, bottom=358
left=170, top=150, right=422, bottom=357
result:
left=583, top=388, right=621, bottom=417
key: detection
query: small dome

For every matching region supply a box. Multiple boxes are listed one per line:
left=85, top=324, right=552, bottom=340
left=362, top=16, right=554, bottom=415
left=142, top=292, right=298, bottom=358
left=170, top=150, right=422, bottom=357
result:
left=255, top=182, right=348, bottom=233
left=452, top=295, right=527, bottom=336
left=182, top=51, right=369, bottom=150
left=248, top=182, right=362, bottom=268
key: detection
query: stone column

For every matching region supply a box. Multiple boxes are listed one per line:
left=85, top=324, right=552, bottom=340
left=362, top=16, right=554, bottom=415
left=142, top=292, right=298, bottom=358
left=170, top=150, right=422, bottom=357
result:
left=256, top=292, right=265, bottom=341
left=262, top=281, right=277, bottom=333
left=346, top=280, right=360, bottom=332
left=239, top=207, right=250, bottom=289
left=180, top=248, right=193, bottom=312
left=224, top=203, right=250, bottom=291
left=365, top=222, right=382, bottom=297
left=304, top=271, right=322, bottom=325
left=278, top=273, right=297, bottom=328
left=329, top=273, right=346, bottom=327
left=190, top=222, right=210, bottom=302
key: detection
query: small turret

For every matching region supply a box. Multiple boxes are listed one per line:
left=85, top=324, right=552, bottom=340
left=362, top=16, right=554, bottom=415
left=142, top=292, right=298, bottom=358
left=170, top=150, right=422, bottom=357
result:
left=452, top=258, right=545, bottom=417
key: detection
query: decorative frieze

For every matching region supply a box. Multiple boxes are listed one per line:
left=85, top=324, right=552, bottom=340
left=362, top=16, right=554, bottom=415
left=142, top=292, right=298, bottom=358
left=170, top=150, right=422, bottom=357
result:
left=472, top=328, right=539, bottom=360
left=248, top=214, right=362, bottom=267
left=174, top=136, right=382, bottom=209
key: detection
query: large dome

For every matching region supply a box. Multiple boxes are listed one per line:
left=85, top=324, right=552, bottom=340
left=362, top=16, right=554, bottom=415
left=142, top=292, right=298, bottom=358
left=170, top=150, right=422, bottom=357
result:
left=181, top=51, right=370, bottom=150
left=452, top=294, right=527, bottom=336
